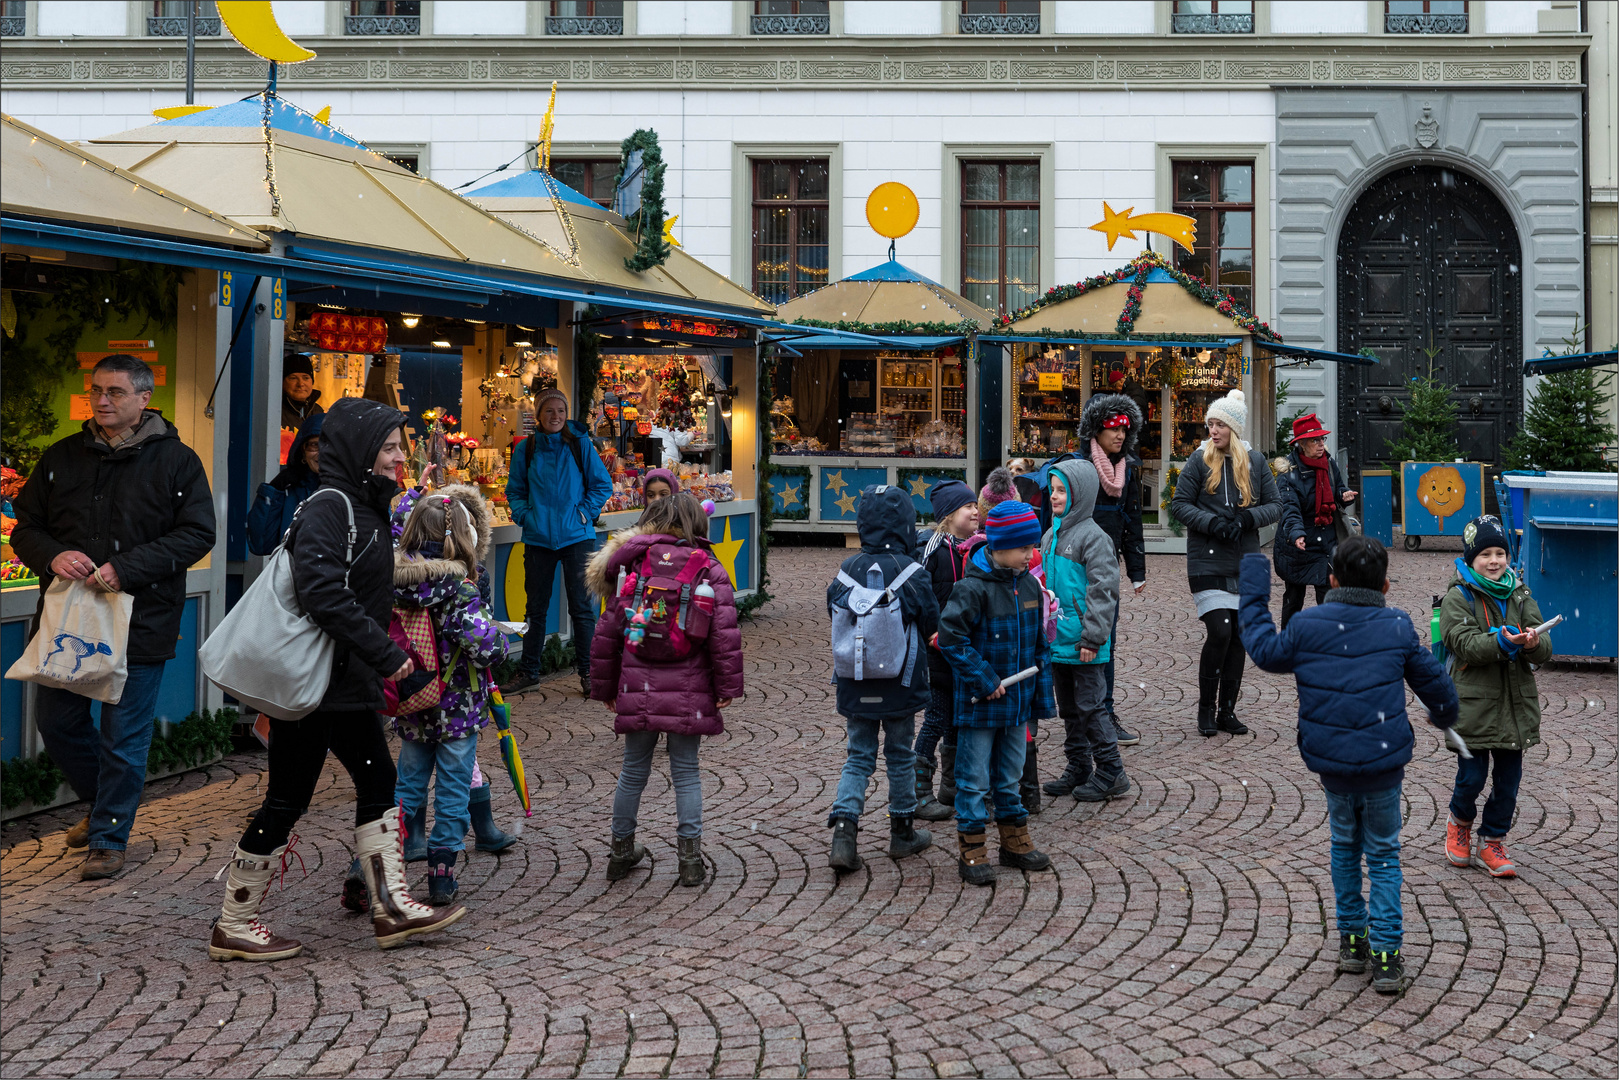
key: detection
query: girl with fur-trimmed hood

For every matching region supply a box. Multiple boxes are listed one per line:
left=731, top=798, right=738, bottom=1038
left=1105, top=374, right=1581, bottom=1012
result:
left=387, top=484, right=509, bottom=906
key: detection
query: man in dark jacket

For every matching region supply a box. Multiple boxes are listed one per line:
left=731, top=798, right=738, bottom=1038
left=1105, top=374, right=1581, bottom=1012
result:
left=280, top=353, right=323, bottom=433
left=11, top=354, right=215, bottom=880
left=1239, top=537, right=1457, bottom=995
left=825, top=485, right=939, bottom=873
left=1074, top=392, right=1148, bottom=748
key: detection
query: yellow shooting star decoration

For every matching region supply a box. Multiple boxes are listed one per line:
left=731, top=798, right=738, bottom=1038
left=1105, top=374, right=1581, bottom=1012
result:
left=314, top=106, right=332, bottom=125
left=537, top=82, right=558, bottom=171
left=153, top=105, right=212, bottom=120
left=1088, top=201, right=1198, bottom=254
left=217, top=1, right=317, bottom=63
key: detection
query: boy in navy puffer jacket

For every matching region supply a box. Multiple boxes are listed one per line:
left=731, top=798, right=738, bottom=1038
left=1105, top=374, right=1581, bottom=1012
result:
left=1239, top=536, right=1457, bottom=995
left=825, top=485, right=939, bottom=873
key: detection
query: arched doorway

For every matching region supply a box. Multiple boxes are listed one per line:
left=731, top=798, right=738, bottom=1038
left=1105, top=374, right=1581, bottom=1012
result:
left=1337, top=164, right=1522, bottom=471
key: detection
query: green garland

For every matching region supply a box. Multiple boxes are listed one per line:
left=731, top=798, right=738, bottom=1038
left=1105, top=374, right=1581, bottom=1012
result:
left=1160, top=465, right=1185, bottom=537
left=574, top=305, right=602, bottom=421
left=737, top=348, right=778, bottom=617
left=768, top=463, right=812, bottom=522
left=1, top=707, right=237, bottom=811
left=896, top=467, right=966, bottom=523
left=615, top=130, right=671, bottom=272
left=787, top=317, right=978, bottom=338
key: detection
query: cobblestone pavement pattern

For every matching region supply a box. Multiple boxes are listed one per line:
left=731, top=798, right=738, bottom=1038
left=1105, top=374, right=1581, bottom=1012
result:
left=3, top=546, right=1615, bottom=1078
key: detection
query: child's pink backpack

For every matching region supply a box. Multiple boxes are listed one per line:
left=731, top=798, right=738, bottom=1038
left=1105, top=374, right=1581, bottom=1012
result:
left=381, top=607, right=461, bottom=715
left=620, top=542, right=718, bottom=662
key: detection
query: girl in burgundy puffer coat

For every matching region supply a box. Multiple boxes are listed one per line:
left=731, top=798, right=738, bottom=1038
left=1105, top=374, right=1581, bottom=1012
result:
left=588, top=493, right=744, bottom=887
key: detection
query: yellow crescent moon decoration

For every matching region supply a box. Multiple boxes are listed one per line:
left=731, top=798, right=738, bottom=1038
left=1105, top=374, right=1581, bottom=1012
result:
left=1087, top=201, right=1198, bottom=254
left=153, top=105, right=212, bottom=120
left=866, top=182, right=920, bottom=240
left=217, top=1, right=317, bottom=64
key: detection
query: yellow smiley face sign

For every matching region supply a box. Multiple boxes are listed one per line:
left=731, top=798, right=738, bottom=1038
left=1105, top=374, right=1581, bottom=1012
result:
left=866, top=182, right=920, bottom=240
left=1416, top=465, right=1466, bottom=531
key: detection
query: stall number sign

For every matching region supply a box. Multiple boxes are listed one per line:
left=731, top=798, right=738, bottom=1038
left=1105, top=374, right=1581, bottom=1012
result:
left=1241, top=355, right=1251, bottom=376
left=218, top=272, right=285, bottom=320
left=1038, top=372, right=1064, bottom=391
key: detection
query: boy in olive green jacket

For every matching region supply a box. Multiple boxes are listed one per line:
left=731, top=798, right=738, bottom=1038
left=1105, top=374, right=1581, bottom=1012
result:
left=1438, top=516, right=1553, bottom=879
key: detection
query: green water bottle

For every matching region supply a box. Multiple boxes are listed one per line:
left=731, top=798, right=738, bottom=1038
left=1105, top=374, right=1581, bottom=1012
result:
left=1430, top=595, right=1446, bottom=665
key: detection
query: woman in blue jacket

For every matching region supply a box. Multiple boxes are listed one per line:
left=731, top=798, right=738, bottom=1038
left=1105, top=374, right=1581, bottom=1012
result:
left=501, top=388, right=614, bottom=696
left=246, top=414, right=323, bottom=556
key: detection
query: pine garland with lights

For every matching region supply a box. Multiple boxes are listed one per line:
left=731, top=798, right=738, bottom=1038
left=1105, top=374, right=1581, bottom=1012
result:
left=616, top=130, right=671, bottom=272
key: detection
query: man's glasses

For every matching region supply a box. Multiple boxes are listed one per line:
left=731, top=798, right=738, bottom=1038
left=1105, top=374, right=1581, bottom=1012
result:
left=89, top=387, right=141, bottom=403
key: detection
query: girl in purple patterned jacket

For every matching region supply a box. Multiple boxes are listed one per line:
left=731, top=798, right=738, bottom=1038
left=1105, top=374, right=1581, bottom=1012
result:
left=387, top=485, right=508, bottom=906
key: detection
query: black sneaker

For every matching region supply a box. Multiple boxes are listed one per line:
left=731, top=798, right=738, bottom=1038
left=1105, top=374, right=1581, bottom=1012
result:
left=1371, top=949, right=1409, bottom=994
left=1336, top=931, right=1370, bottom=974
left=579, top=673, right=591, bottom=697
left=1043, top=766, right=1091, bottom=797
left=1110, top=715, right=1141, bottom=746
left=499, top=671, right=541, bottom=696
left=1071, top=770, right=1131, bottom=802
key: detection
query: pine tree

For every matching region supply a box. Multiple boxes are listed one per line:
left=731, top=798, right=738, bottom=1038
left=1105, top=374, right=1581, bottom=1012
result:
left=1504, top=327, right=1617, bottom=471
left=1384, top=337, right=1462, bottom=463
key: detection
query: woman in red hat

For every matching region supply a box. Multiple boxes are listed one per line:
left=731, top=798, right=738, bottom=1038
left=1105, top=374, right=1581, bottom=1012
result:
left=1272, top=414, right=1358, bottom=628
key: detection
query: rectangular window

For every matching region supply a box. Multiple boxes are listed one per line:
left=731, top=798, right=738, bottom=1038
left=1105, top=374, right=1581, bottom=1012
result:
left=753, top=0, right=830, bottom=35
left=1171, top=1, right=1255, bottom=34
left=347, top=1, right=420, bottom=35
left=959, top=0, right=1040, bottom=35
left=548, top=1, right=624, bottom=35
left=1, top=0, right=26, bottom=36
left=552, top=159, right=620, bottom=207
left=380, top=152, right=420, bottom=174
left=752, top=159, right=831, bottom=304
left=960, top=161, right=1040, bottom=314
left=1384, top=0, right=1468, bottom=33
left=1172, top=161, right=1254, bottom=312
left=149, top=1, right=221, bottom=35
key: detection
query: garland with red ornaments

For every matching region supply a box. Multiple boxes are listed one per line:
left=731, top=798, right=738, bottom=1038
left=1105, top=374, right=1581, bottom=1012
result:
left=655, top=361, right=696, bottom=430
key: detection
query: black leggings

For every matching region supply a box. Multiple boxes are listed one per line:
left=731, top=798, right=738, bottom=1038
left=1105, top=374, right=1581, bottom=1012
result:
left=239, top=711, right=397, bottom=856
left=1281, top=582, right=1330, bottom=629
left=1199, top=610, right=1247, bottom=691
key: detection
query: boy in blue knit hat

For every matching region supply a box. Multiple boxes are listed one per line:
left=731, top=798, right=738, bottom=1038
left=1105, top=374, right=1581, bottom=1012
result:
left=936, top=500, right=1056, bottom=886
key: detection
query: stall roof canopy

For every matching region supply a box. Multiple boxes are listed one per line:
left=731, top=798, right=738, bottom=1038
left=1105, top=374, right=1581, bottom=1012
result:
left=81, top=95, right=771, bottom=318
left=2, top=113, right=267, bottom=249
left=466, top=169, right=773, bottom=316
left=775, top=259, right=995, bottom=334
left=997, top=253, right=1277, bottom=344
left=1257, top=342, right=1380, bottom=367
left=1523, top=349, right=1619, bottom=375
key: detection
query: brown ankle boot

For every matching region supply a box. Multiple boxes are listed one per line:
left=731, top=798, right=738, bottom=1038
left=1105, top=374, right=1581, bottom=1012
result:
left=957, top=831, right=995, bottom=886
left=996, top=820, right=1052, bottom=871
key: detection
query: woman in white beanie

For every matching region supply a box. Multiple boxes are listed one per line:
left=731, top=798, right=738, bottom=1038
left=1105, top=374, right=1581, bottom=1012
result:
left=1170, top=390, right=1281, bottom=737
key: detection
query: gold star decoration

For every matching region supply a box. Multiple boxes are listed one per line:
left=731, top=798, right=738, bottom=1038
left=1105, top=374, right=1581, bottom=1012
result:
left=709, top=515, right=746, bottom=587
left=775, top=482, right=801, bottom=509
left=834, top=491, right=859, bottom=515
left=662, top=214, right=682, bottom=248
left=824, top=469, right=847, bottom=495
left=907, top=476, right=930, bottom=497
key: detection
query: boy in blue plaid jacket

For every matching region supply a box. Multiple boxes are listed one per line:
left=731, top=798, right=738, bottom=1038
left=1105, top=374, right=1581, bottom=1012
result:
left=937, top=501, right=1056, bottom=886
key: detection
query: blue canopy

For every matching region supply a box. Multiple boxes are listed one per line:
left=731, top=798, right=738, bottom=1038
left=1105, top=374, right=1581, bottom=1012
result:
left=1523, top=349, right=1619, bottom=376
left=844, top=259, right=945, bottom=286
left=462, top=169, right=601, bottom=208
left=154, top=95, right=368, bottom=149
left=1257, top=342, right=1380, bottom=367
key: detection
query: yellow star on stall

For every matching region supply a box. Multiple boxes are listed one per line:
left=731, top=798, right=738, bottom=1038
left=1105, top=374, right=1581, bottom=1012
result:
left=824, top=469, right=847, bottom=495
left=907, top=476, right=931, bottom=497
left=709, top=515, right=746, bottom=587
left=776, top=482, right=802, bottom=509
left=834, top=491, right=859, bottom=516
left=662, top=214, right=682, bottom=248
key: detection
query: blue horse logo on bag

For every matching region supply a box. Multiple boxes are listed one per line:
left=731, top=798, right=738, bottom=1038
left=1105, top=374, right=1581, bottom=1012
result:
left=44, top=633, right=113, bottom=675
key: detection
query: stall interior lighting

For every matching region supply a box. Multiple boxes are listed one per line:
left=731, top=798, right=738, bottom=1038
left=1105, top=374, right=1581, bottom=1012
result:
left=432, top=339, right=452, bottom=348
left=401, top=314, right=420, bottom=328
left=512, top=340, right=532, bottom=347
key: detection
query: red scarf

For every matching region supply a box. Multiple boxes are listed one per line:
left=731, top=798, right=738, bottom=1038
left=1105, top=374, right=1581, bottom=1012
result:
left=1302, top=453, right=1336, bottom=526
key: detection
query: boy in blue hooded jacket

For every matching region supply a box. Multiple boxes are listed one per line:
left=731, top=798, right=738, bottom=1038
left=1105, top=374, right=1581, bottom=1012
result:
left=1239, top=536, right=1457, bottom=995
left=825, top=485, right=939, bottom=873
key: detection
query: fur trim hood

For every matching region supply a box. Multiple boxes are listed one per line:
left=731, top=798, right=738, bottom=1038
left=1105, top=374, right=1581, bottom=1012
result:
left=586, top=523, right=716, bottom=598
left=390, top=482, right=493, bottom=584
left=1078, top=393, right=1144, bottom=459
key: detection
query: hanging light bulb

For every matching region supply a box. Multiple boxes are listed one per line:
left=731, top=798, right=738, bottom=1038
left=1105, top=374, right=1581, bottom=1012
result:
left=401, top=314, right=420, bottom=328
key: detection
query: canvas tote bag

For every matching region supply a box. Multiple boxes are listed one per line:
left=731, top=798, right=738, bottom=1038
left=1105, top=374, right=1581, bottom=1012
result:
left=5, top=578, right=133, bottom=703
left=199, top=489, right=354, bottom=720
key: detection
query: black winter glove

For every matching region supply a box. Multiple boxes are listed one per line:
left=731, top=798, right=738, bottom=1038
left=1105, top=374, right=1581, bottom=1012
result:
left=1239, top=508, right=1257, bottom=532
left=1211, top=515, right=1240, bottom=541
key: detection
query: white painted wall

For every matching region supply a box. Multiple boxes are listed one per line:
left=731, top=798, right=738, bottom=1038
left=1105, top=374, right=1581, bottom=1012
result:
left=35, top=1, right=127, bottom=37
left=1270, top=1, right=1367, bottom=34
left=1482, top=0, right=1553, bottom=34
left=844, top=1, right=943, bottom=36
left=271, top=0, right=328, bottom=38
left=434, top=0, right=527, bottom=36
left=1054, top=0, right=1155, bottom=34
left=636, top=1, right=734, bottom=36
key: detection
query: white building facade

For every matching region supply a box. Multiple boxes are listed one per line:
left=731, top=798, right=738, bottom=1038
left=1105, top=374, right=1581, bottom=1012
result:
left=2, top=0, right=1608, bottom=466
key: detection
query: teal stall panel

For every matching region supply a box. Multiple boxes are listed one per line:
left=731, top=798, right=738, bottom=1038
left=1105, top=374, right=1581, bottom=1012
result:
left=708, top=513, right=752, bottom=592
left=2, top=619, right=27, bottom=761
left=820, top=468, right=888, bottom=523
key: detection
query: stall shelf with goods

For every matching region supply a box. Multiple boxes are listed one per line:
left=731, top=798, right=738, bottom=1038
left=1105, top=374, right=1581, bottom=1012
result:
left=768, top=260, right=992, bottom=532
left=1, top=114, right=274, bottom=806
left=987, top=250, right=1281, bottom=554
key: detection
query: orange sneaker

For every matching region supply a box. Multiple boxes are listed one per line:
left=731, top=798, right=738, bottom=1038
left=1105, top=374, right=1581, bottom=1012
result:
left=1479, top=839, right=1516, bottom=878
left=1445, top=814, right=1472, bottom=867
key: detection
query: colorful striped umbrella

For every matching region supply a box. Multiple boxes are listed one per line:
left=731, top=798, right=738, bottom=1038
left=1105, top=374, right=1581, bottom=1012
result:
left=487, top=679, right=532, bottom=815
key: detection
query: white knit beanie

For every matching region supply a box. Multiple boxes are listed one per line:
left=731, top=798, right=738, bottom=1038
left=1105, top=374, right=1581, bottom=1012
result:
left=1204, top=389, right=1247, bottom=439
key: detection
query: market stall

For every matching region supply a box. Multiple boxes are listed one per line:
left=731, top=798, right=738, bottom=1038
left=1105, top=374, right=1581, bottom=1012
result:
left=986, top=250, right=1280, bottom=553
left=769, top=260, right=994, bottom=531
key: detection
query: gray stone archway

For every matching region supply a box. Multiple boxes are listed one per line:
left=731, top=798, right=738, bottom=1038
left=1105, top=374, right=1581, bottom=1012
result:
left=1273, top=89, right=1585, bottom=457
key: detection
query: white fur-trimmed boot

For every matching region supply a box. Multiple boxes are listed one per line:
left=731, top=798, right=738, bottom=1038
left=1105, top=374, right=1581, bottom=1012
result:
left=207, top=845, right=304, bottom=962
left=355, top=807, right=467, bottom=949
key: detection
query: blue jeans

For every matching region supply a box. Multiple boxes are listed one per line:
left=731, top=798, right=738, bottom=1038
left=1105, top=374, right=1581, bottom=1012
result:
left=954, top=724, right=1027, bottom=834
left=520, top=540, right=596, bottom=678
left=832, top=714, right=917, bottom=820
left=613, top=730, right=703, bottom=840
left=33, top=661, right=166, bottom=852
left=395, top=732, right=480, bottom=851
left=1450, top=749, right=1524, bottom=839
left=1325, top=785, right=1404, bottom=953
